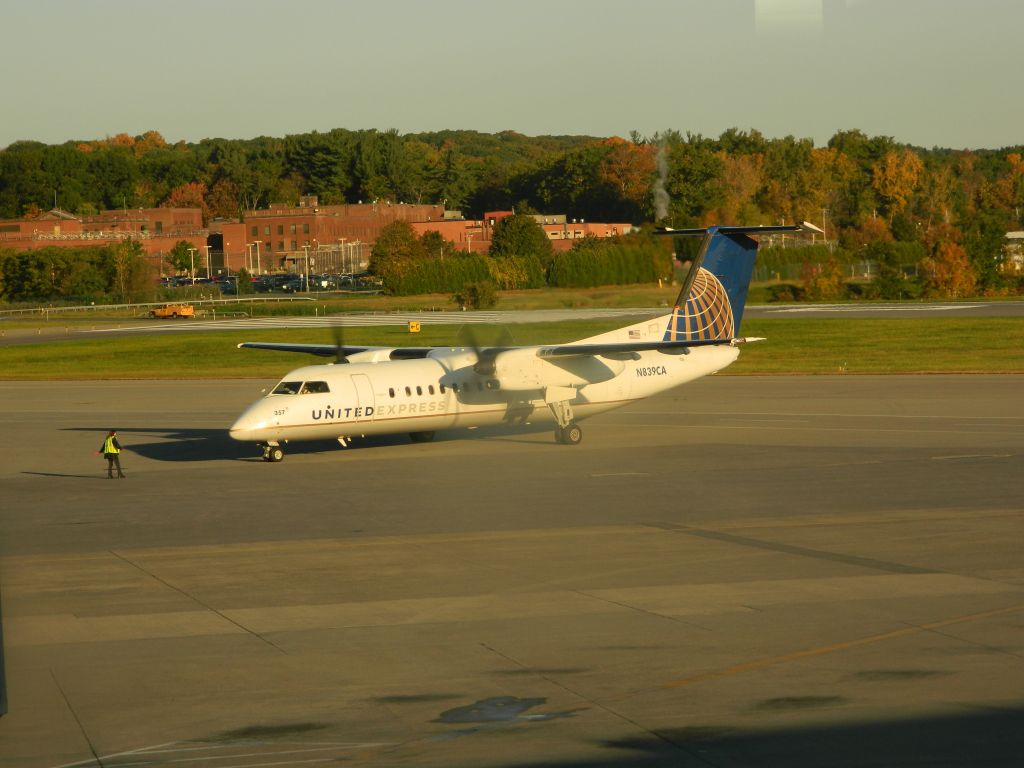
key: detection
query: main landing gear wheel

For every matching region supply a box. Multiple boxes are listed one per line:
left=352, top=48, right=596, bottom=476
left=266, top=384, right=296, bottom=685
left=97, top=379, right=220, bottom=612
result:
left=409, top=431, right=436, bottom=443
left=261, top=444, right=285, bottom=462
left=556, top=423, right=582, bottom=445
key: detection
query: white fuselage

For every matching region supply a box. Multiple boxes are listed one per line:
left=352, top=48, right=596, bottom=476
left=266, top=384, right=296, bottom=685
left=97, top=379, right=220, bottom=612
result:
left=229, top=342, right=740, bottom=446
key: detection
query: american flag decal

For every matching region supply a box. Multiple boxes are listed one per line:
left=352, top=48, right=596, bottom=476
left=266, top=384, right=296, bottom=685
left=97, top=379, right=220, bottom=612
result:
left=663, top=268, right=735, bottom=341
left=629, top=329, right=641, bottom=339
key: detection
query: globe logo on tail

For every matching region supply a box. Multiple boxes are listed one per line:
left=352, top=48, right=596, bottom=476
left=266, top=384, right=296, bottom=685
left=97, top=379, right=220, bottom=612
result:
left=663, top=268, right=735, bottom=342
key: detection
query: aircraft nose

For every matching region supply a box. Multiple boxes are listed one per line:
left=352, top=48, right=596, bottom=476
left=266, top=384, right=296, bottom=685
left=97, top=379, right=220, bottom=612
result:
left=229, top=416, right=254, bottom=441
left=229, top=406, right=266, bottom=441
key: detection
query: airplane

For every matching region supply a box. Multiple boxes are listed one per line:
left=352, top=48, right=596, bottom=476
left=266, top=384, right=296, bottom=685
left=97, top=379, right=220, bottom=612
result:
left=230, top=222, right=822, bottom=461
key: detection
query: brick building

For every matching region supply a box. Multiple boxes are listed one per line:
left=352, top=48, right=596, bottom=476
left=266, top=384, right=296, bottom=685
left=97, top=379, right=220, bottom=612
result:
left=0, top=208, right=207, bottom=267
left=214, top=199, right=446, bottom=273
left=411, top=211, right=633, bottom=254
left=2, top=199, right=635, bottom=277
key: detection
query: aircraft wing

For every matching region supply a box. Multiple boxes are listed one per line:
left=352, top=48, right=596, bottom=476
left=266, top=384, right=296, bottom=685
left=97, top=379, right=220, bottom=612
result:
left=236, top=342, right=436, bottom=359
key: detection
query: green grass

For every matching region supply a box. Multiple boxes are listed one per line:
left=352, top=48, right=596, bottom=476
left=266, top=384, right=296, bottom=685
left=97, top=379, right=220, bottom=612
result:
left=734, top=318, right=1024, bottom=374
left=1, top=317, right=1022, bottom=380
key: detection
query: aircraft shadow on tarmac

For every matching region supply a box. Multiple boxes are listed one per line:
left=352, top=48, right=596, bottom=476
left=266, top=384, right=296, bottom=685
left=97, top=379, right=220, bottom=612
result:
left=493, top=705, right=1024, bottom=768
left=59, top=422, right=555, bottom=463
left=63, top=427, right=250, bottom=462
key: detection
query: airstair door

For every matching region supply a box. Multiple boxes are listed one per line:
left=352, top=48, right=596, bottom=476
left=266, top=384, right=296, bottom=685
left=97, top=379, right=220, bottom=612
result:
left=352, top=374, right=375, bottom=421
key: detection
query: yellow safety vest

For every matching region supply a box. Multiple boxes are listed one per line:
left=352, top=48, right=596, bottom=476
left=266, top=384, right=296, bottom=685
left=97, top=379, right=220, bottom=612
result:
left=103, top=436, right=120, bottom=454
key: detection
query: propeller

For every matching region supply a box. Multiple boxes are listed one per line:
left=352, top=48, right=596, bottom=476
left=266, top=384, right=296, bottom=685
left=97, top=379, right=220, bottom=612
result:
left=330, top=322, right=349, bottom=364
left=458, top=325, right=515, bottom=376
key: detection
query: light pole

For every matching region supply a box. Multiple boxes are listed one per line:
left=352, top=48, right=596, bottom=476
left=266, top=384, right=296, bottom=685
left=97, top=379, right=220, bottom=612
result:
left=187, top=247, right=196, bottom=279
left=252, top=241, right=261, bottom=274
left=338, top=238, right=346, bottom=274
left=224, top=242, right=230, bottom=275
left=302, top=244, right=310, bottom=292
left=204, top=245, right=212, bottom=279
left=246, top=243, right=253, bottom=273
left=466, top=233, right=473, bottom=253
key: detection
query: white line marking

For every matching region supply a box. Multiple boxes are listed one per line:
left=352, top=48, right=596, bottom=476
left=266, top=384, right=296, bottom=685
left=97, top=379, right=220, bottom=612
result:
left=49, top=742, right=181, bottom=768
left=932, top=454, right=1012, bottom=461
left=162, top=745, right=359, bottom=764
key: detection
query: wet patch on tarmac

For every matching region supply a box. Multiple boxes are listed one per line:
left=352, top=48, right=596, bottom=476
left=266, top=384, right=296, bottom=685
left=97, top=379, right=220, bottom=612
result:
left=854, top=669, right=954, bottom=681
left=435, top=696, right=579, bottom=724
left=753, top=696, right=847, bottom=712
left=207, top=721, right=331, bottom=740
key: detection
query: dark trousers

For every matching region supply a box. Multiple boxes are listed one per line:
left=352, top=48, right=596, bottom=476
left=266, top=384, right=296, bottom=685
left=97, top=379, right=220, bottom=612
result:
left=105, top=453, right=124, bottom=478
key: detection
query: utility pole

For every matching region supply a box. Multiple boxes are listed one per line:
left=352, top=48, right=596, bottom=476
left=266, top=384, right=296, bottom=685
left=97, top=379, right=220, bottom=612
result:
left=302, top=244, right=310, bottom=292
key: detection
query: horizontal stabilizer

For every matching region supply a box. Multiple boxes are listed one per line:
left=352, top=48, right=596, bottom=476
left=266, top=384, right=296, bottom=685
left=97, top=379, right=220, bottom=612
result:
left=655, top=221, right=823, bottom=237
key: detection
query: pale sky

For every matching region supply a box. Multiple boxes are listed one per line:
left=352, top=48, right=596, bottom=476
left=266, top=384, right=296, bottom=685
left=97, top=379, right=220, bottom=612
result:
left=2, top=0, right=1021, bottom=150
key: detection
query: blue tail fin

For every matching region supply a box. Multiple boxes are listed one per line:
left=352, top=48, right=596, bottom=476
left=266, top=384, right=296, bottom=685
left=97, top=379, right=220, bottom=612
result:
left=656, top=223, right=819, bottom=341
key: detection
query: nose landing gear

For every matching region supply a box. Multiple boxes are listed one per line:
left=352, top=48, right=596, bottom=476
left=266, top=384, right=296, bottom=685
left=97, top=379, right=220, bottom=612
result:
left=260, top=442, right=284, bottom=462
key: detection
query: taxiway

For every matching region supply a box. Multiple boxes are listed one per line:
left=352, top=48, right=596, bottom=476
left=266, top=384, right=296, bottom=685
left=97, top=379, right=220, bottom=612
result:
left=1, top=375, right=1022, bottom=767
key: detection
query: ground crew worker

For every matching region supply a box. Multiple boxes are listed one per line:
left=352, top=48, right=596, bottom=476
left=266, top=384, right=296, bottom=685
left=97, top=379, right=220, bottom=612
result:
left=98, top=430, right=126, bottom=479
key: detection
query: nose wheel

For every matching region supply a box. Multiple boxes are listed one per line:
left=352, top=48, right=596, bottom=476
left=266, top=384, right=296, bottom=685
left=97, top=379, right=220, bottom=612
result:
left=260, top=443, right=284, bottom=462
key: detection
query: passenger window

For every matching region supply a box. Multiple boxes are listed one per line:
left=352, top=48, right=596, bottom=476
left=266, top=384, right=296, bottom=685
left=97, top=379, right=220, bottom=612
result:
left=405, top=386, right=411, bottom=396
left=439, top=383, right=446, bottom=394
left=416, top=386, right=422, bottom=396
left=451, top=383, right=459, bottom=393
left=389, top=388, right=395, bottom=398
left=428, top=385, right=435, bottom=395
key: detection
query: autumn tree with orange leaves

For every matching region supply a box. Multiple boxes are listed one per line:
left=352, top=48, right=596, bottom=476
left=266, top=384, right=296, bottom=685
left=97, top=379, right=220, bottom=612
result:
left=920, top=224, right=976, bottom=298
left=871, top=149, right=923, bottom=220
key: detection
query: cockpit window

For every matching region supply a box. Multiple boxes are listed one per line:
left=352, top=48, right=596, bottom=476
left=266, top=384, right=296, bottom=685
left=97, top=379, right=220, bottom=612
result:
left=271, top=381, right=302, bottom=395
left=300, top=381, right=330, bottom=394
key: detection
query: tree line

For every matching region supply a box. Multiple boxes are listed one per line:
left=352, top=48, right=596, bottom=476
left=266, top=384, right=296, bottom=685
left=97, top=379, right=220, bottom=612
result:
left=3, top=126, right=1024, bottom=299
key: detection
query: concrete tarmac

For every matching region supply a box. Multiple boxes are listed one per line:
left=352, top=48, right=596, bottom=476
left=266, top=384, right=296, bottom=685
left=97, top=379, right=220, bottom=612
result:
left=1, top=375, right=1023, bottom=767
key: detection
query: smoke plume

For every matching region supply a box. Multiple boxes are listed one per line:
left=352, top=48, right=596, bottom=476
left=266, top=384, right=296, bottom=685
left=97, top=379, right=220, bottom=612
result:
left=653, top=143, right=670, bottom=221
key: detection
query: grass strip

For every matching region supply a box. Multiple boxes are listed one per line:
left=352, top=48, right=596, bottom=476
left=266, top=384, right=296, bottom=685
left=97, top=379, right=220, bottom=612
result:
left=0, top=317, right=1021, bottom=380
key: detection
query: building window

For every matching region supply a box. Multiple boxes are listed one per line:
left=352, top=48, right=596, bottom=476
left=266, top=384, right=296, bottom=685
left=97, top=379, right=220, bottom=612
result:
left=303, top=223, right=310, bottom=234
left=290, top=224, right=296, bottom=234
left=263, top=226, right=270, bottom=236
left=277, top=224, right=284, bottom=235
left=277, top=241, right=284, bottom=251
left=291, top=240, right=297, bottom=251
left=155, top=221, right=163, bottom=234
